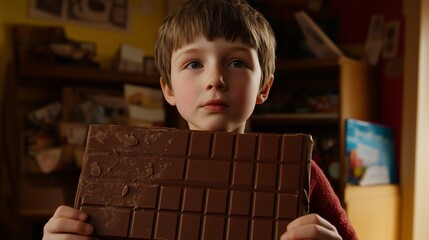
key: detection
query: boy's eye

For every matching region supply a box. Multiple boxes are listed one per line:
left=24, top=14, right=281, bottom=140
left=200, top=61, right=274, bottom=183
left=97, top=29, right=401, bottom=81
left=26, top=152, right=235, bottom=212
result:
left=228, top=60, right=247, bottom=68
left=185, top=61, right=203, bottom=69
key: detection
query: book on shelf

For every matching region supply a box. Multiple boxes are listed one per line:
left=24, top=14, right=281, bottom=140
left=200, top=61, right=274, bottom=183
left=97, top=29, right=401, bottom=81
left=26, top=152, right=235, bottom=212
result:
left=294, top=11, right=345, bottom=58
left=345, top=119, right=397, bottom=186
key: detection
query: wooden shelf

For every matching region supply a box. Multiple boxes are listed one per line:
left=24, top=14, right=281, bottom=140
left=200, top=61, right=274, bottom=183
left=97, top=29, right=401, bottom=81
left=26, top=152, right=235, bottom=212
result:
left=345, top=184, right=400, bottom=240
left=251, top=112, right=339, bottom=125
left=275, top=56, right=365, bottom=71
left=2, top=61, right=171, bottom=232
left=17, top=63, right=160, bottom=88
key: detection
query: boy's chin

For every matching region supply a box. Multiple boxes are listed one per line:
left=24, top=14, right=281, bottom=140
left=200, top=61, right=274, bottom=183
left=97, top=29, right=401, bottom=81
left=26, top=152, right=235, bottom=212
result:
left=188, top=122, right=244, bottom=133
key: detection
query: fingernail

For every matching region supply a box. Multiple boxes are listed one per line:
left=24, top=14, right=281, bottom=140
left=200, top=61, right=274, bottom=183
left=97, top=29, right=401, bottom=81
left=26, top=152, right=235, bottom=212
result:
left=84, top=224, right=93, bottom=234
left=78, top=212, right=87, bottom=221
left=280, top=232, right=288, bottom=240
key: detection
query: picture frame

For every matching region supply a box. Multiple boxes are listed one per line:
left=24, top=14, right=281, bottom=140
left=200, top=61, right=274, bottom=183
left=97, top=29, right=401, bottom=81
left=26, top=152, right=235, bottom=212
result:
left=28, top=0, right=130, bottom=31
left=382, top=20, right=401, bottom=59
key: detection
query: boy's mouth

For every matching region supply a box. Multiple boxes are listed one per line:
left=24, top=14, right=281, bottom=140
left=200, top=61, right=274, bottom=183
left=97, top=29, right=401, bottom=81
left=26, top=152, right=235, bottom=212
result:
left=201, top=99, right=229, bottom=112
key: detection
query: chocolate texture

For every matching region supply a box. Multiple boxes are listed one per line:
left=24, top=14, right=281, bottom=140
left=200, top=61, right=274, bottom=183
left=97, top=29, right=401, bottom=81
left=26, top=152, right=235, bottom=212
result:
left=74, top=124, right=313, bottom=239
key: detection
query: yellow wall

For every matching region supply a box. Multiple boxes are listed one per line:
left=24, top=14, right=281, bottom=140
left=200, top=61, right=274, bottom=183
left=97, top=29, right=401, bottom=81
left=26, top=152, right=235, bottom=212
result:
left=0, top=0, right=165, bottom=105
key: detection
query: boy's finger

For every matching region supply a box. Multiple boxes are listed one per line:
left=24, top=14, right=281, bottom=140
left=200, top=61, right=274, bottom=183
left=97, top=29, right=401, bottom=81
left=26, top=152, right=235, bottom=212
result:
left=43, top=233, right=97, bottom=240
left=287, top=213, right=336, bottom=232
left=45, top=217, right=94, bottom=235
left=53, top=205, right=88, bottom=221
left=281, top=224, right=341, bottom=240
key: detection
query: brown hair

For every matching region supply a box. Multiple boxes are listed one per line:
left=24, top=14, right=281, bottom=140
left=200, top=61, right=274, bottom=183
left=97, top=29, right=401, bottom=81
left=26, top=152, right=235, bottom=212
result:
left=155, top=0, right=276, bottom=90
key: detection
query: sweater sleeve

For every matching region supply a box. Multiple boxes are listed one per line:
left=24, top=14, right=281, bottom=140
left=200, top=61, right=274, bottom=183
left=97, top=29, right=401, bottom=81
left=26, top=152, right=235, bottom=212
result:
left=309, top=160, right=358, bottom=240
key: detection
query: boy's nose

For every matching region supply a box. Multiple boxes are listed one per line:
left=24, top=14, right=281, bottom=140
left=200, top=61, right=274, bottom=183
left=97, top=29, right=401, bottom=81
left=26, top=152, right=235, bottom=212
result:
left=206, top=78, right=227, bottom=91
left=206, top=67, right=227, bottom=91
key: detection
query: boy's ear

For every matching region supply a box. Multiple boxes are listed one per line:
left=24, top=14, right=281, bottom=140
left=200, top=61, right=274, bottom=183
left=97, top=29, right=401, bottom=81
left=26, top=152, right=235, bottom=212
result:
left=160, top=77, right=176, bottom=106
left=256, top=74, right=274, bottom=104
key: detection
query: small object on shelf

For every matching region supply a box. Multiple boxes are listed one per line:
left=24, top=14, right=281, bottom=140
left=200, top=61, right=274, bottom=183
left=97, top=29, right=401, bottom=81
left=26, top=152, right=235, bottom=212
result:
left=115, top=43, right=144, bottom=73
left=74, top=124, right=313, bottom=239
left=346, top=119, right=397, bottom=186
left=59, top=122, right=87, bottom=146
left=143, top=56, right=159, bottom=76
left=124, top=84, right=165, bottom=124
left=12, top=24, right=99, bottom=67
left=364, top=14, right=385, bottom=66
left=59, top=122, right=88, bottom=169
left=28, top=102, right=62, bottom=127
left=74, top=146, right=85, bottom=168
left=62, top=87, right=126, bottom=125
left=11, top=25, right=66, bottom=65
left=294, top=11, right=345, bottom=58
left=35, top=147, right=62, bottom=173
left=49, top=40, right=99, bottom=68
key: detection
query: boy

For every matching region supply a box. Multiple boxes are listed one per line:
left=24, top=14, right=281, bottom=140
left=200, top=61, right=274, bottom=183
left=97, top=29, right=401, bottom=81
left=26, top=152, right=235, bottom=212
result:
left=43, top=0, right=357, bottom=239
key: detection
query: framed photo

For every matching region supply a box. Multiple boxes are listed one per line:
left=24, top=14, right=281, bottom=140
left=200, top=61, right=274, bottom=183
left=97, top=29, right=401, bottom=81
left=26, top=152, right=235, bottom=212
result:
left=28, top=0, right=130, bottom=31
left=143, top=57, right=159, bottom=76
left=383, top=20, right=401, bottom=59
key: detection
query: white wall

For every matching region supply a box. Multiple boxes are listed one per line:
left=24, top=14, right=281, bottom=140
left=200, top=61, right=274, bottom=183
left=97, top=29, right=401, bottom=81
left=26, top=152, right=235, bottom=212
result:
left=413, top=0, right=429, bottom=238
left=402, top=0, right=429, bottom=239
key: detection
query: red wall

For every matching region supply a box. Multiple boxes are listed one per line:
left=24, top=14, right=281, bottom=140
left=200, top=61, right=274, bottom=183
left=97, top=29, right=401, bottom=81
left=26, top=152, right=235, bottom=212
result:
left=328, top=0, right=404, bottom=175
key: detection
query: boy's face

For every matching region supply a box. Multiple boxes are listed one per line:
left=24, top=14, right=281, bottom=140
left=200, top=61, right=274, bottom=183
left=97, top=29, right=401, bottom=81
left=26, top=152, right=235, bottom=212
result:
left=161, top=36, right=273, bottom=132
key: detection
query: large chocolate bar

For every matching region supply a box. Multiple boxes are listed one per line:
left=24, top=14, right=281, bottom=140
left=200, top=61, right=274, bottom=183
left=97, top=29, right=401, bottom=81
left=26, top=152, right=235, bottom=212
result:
left=74, top=124, right=312, bottom=240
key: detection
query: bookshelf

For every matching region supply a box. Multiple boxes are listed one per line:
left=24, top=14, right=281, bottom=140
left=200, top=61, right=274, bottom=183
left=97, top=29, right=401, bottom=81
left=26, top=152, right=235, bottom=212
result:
left=2, top=62, right=178, bottom=239
left=250, top=56, right=376, bottom=203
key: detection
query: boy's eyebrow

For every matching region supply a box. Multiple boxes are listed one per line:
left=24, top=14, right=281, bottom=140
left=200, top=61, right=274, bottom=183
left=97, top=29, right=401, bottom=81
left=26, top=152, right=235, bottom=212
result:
left=174, top=45, right=255, bottom=62
left=173, top=48, right=202, bottom=62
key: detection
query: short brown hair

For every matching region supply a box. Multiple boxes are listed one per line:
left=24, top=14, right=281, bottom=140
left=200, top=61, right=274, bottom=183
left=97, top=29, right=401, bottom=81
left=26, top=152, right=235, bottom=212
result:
left=155, top=0, right=276, bottom=90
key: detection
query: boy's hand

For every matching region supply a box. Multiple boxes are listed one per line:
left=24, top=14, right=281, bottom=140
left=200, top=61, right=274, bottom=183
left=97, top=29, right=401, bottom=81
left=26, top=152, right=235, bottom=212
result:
left=43, top=205, right=96, bottom=240
left=280, top=214, right=342, bottom=240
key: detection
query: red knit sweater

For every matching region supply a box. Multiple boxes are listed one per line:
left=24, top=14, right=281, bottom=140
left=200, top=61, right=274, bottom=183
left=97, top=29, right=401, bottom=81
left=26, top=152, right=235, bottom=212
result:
left=309, top=161, right=358, bottom=239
